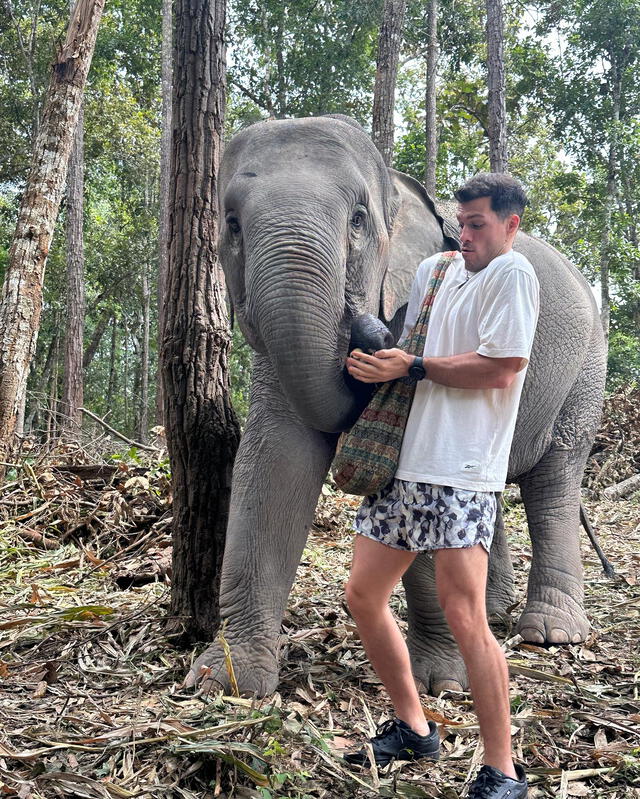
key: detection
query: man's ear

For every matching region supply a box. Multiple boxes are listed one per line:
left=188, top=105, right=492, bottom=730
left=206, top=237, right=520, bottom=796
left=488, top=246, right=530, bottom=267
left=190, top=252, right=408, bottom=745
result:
left=381, top=169, right=460, bottom=322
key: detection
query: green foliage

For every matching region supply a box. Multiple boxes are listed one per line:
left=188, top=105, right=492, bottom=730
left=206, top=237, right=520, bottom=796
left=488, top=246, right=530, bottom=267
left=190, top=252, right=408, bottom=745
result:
left=607, top=331, right=640, bottom=389
left=2, top=0, right=639, bottom=446
left=227, top=0, right=382, bottom=124
left=0, top=0, right=70, bottom=183
left=229, top=326, right=253, bottom=428
left=0, top=190, right=19, bottom=286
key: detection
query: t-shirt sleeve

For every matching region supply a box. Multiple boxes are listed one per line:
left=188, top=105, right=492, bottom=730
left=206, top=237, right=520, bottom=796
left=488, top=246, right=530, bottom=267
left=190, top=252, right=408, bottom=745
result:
left=476, top=268, right=540, bottom=361
left=397, top=255, right=439, bottom=347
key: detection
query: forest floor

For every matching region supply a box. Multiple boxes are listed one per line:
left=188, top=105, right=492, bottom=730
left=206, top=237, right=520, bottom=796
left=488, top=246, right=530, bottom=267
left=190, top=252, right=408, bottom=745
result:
left=0, top=390, right=639, bottom=799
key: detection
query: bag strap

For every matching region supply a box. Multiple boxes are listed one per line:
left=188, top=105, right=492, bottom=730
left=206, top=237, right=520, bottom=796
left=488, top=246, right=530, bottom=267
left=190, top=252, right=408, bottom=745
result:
left=403, top=251, right=457, bottom=356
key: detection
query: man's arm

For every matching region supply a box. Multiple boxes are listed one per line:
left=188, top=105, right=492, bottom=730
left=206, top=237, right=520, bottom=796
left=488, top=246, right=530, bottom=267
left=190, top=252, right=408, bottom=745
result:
left=345, top=348, right=527, bottom=389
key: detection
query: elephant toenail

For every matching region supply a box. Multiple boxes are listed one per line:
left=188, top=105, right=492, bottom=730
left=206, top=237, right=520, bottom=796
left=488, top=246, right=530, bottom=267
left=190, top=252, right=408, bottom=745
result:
left=519, top=627, right=545, bottom=643
left=433, top=680, right=464, bottom=694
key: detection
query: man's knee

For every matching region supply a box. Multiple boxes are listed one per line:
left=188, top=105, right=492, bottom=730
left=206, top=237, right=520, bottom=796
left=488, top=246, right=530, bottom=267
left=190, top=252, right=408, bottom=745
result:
left=345, top=577, right=382, bottom=617
left=439, top=591, right=488, bottom=642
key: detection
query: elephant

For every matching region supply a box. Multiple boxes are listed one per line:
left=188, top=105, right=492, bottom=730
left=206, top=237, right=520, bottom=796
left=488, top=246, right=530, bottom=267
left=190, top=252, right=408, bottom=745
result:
left=185, top=114, right=606, bottom=696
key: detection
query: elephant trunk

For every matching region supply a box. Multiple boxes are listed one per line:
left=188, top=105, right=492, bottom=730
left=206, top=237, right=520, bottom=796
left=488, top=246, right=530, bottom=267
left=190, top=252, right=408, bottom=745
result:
left=245, top=230, right=365, bottom=433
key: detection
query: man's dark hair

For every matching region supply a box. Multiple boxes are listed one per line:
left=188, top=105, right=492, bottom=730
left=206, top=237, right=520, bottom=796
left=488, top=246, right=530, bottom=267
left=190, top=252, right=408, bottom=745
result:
left=454, top=172, right=528, bottom=218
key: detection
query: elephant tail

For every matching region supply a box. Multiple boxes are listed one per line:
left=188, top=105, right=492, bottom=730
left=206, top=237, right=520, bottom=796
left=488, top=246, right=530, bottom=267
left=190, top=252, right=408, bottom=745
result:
left=580, top=502, right=616, bottom=578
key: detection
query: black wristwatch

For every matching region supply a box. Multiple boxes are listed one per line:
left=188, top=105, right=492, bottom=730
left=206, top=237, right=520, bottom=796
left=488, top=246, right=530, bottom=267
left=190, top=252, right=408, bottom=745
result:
left=408, top=356, right=427, bottom=382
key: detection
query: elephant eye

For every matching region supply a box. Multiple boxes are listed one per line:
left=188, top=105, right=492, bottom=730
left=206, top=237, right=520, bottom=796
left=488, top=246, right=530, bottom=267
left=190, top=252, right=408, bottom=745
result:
left=226, top=214, right=241, bottom=234
left=351, top=207, right=367, bottom=230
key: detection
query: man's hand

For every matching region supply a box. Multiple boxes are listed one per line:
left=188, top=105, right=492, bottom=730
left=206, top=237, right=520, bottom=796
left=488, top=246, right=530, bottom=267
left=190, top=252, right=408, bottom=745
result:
left=346, top=348, right=413, bottom=384
left=346, top=348, right=527, bottom=388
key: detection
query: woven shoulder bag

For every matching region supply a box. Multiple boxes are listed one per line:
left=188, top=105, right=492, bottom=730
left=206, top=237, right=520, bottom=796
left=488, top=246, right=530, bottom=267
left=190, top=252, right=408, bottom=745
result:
left=332, top=251, right=457, bottom=496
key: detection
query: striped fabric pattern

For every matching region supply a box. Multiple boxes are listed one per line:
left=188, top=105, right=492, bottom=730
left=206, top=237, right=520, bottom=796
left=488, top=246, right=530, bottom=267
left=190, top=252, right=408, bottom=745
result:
left=332, top=251, right=457, bottom=496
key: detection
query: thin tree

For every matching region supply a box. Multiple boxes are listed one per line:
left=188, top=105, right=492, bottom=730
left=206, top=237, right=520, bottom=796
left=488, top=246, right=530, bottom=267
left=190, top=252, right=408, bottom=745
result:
left=162, top=0, right=240, bottom=640
left=156, top=0, right=173, bottom=427
left=485, top=0, right=507, bottom=172
left=372, top=0, right=407, bottom=166
left=61, top=104, right=85, bottom=437
left=424, top=0, right=439, bottom=196
left=0, top=0, right=105, bottom=466
left=61, top=0, right=86, bottom=440
left=138, top=264, right=150, bottom=442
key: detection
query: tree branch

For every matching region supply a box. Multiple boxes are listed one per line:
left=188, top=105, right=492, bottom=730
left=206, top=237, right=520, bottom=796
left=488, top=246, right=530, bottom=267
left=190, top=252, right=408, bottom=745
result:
left=228, top=76, right=271, bottom=112
left=79, top=407, right=160, bottom=452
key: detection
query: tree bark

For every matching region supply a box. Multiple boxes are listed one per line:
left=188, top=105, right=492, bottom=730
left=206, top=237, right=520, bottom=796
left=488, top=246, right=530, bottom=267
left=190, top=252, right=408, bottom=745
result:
left=372, top=0, right=407, bottom=167
left=599, top=60, right=622, bottom=345
left=138, top=266, right=150, bottom=443
left=603, top=473, right=640, bottom=500
left=47, top=329, right=61, bottom=444
left=163, top=0, right=240, bottom=642
left=106, top=316, right=117, bottom=409
left=24, top=329, right=57, bottom=432
left=61, top=102, right=85, bottom=438
left=156, top=0, right=173, bottom=428
left=424, top=0, right=439, bottom=197
left=620, top=170, right=640, bottom=329
left=485, top=0, right=508, bottom=172
left=83, top=308, right=111, bottom=369
left=123, top=316, right=129, bottom=430
left=0, top=0, right=105, bottom=466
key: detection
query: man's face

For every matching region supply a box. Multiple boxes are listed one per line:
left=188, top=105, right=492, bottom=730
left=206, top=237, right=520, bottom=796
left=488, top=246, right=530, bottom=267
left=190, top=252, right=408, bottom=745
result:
left=456, top=196, right=519, bottom=272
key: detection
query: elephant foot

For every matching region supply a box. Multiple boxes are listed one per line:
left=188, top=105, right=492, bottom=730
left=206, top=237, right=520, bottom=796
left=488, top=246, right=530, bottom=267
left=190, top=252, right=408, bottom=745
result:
left=516, top=592, right=589, bottom=644
left=184, top=636, right=281, bottom=697
left=410, top=646, right=468, bottom=696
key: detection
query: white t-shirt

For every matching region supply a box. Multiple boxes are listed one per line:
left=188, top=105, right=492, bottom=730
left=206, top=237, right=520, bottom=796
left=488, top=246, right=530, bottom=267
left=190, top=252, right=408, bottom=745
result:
left=395, top=250, right=540, bottom=491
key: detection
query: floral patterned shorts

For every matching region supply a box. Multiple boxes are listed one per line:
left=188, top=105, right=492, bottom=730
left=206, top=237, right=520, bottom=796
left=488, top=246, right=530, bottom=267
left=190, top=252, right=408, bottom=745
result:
left=354, top=479, right=496, bottom=554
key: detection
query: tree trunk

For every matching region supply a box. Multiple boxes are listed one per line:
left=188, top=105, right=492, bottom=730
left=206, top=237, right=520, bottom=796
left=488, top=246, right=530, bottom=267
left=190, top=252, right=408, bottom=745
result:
left=61, top=102, right=85, bottom=438
left=106, top=317, right=117, bottom=409
left=424, top=0, right=439, bottom=197
left=599, top=61, right=622, bottom=345
left=0, top=0, right=105, bottom=466
left=372, top=0, right=407, bottom=167
left=621, top=170, right=640, bottom=329
left=138, top=266, right=150, bottom=443
left=274, top=17, right=287, bottom=118
left=163, top=0, right=240, bottom=642
left=83, top=308, right=111, bottom=369
left=156, top=0, right=173, bottom=428
left=123, top=316, right=129, bottom=430
left=47, top=329, right=61, bottom=444
left=485, top=0, right=507, bottom=172
left=24, top=330, right=57, bottom=432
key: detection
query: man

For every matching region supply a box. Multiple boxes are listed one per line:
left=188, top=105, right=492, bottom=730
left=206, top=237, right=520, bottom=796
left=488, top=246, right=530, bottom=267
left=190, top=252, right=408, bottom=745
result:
left=343, top=173, right=538, bottom=799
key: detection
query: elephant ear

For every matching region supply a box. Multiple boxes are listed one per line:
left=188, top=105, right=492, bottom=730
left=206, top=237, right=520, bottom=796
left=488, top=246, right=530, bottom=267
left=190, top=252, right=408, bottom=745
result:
left=381, top=169, right=460, bottom=323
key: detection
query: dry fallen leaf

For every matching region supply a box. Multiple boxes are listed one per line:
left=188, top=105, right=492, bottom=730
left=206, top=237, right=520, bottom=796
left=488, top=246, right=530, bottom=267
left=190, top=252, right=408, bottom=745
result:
left=567, top=782, right=590, bottom=796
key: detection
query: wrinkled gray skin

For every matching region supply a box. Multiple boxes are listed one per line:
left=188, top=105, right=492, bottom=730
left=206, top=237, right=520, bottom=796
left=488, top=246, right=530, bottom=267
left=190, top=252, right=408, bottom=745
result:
left=187, top=116, right=606, bottom=696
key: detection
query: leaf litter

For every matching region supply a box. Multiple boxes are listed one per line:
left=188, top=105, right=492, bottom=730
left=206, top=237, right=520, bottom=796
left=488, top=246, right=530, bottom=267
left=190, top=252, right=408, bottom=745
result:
left=0, top=389, right=639, bottom=798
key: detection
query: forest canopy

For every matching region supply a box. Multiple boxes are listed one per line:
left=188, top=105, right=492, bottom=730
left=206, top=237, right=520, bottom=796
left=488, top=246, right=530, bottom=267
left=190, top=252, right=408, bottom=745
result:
left=0, top=0, right=638, bottom=441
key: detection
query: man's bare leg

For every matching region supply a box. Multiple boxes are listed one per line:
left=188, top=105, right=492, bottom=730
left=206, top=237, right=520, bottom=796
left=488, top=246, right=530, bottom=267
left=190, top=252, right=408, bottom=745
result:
left=434, top=545, right=516, bottom=778
left=345, top=535, right=428, bottom=734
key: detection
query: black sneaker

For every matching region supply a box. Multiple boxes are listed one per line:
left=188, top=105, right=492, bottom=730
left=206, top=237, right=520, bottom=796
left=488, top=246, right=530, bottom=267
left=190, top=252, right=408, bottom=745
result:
left=468, top=764, right=528, bottom=798
left=343, top=718, right=440, bottom=767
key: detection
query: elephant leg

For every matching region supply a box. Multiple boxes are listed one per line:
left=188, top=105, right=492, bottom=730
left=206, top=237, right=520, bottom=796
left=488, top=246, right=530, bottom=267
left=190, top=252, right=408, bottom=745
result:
left=186, top=359, right=337, bottom=695
left=403, top=498, right=515, bottom=695
left=403, top=553, right=466, bottom=694
left=517, top=447, right=589, bottom=644
left=486, top=498, right=516, bottom=617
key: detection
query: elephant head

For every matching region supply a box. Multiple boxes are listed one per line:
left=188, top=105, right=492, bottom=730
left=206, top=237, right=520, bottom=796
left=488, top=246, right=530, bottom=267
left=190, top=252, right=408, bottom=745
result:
left=218, top=115, right=456, bottom=432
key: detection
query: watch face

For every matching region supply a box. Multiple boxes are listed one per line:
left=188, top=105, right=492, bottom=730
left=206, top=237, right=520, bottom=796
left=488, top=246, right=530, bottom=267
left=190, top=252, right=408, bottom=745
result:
left=409, top=364, right=426, bottom=380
